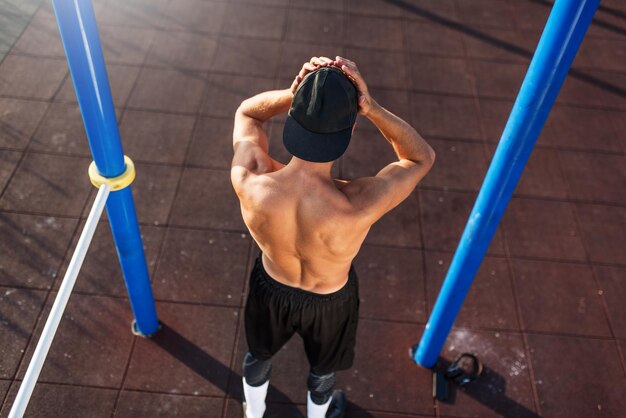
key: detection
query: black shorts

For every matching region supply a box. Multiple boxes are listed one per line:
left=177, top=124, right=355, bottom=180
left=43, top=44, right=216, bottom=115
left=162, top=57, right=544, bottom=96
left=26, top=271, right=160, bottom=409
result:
left=244, top=254, right=360, bottom=375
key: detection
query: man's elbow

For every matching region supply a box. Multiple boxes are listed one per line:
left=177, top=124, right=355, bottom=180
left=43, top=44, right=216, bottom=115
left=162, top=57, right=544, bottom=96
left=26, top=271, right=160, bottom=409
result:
left=426, top=145, right=436, bottom=167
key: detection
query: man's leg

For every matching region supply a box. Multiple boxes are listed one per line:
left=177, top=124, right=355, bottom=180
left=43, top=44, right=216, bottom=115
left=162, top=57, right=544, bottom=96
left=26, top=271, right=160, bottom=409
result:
left=306, top=371, right=335, bottom=417
left=242, top=352, right=271, bottom=418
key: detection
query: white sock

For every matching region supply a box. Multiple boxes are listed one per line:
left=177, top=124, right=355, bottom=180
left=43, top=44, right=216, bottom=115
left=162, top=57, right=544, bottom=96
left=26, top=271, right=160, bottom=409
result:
left=307, top=390, right=332, bottom=418
left=243, top=378, right=269, bottom=418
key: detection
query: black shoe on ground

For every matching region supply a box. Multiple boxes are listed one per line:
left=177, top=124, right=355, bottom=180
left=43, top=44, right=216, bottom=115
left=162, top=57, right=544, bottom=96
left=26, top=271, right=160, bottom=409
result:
left=326, top=390, right=347, bottom=418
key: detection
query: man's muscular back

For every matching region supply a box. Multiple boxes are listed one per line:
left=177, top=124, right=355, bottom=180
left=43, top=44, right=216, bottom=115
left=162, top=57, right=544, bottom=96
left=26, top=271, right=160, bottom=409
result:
left=235, top=163, right=374, bottom=294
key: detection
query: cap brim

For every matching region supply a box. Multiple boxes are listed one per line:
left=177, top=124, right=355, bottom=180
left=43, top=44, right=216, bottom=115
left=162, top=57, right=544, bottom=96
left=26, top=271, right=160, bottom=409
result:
left=283, top=115, right=352, bottom=163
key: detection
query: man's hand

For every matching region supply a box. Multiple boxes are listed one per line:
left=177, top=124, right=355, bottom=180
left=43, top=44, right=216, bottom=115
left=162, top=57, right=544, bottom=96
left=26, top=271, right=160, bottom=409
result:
left=289, top=56, right=336, bottom=94
left=334, top=56, right=373, bottom=116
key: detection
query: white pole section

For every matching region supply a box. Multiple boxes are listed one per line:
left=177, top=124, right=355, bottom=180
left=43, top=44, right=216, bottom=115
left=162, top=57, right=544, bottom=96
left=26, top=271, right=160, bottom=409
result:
left=8, top=184, right=110, bottom=418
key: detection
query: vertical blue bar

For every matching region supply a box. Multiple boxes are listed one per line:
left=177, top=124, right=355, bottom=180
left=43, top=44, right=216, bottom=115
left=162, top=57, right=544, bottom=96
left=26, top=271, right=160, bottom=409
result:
left=52, top=0, right=159, bottom=335
left=414, top=0, right=600, bottom=368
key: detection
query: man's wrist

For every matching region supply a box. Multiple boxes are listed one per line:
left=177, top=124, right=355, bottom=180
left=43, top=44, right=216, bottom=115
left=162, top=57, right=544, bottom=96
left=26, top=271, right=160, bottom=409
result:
left=364, top=98, right=381, bottom=119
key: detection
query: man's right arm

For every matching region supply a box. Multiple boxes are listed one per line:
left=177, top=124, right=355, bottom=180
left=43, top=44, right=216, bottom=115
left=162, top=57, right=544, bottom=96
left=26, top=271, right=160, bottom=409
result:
left=336, top=56, right=435, bottom=221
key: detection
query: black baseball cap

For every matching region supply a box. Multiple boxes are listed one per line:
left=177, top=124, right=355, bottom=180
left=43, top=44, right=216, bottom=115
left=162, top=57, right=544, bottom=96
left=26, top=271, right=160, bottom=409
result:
left=283, top=66, right=358, bottom=163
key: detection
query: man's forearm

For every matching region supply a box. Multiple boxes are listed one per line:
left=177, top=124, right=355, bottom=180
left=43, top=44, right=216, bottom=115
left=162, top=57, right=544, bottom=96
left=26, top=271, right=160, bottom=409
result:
left=366, top=99, right=435, bottom=165
left=238, top=89, right=293, bottom=123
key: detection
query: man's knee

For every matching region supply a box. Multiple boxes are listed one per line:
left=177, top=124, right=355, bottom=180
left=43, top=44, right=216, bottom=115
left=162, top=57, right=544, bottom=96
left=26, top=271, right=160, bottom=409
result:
left=307, top=371, right=336, bottom=405
left=243, top=352, right=272, bottom=387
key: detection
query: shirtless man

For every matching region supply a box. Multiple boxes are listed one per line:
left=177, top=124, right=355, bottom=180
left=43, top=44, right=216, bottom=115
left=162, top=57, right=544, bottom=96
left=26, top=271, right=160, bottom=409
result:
left=231, top=56, right=435, bottom=418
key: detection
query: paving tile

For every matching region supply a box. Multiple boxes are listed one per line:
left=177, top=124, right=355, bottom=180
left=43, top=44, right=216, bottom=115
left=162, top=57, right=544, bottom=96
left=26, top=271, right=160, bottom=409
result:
left=231, top=0, right=289, bottom=6
left=158, top=0, right=226, bottom=33
left=220, top=3, right=286, bottom=39
left=353, top=245, right=426, bottom=323
left=100, top=25, right=156, bottom=66
left=0, top=213, right=76, bottom=288
left=425, top=252, right=518, bottom=330
left=502, top=198, right=586, bottom=261
left=411, top=93, right=482, bottom=140
left=541, top=105, right=622, bottom=152
left=512, top=259, right=611, bottom=337
left=11, top=14, right=63, bottom=57
left=0, top=152, right=91, bottom=216
left=0, top=383, right=117, bottom=418
left=344, top=0, right=405, bottom=17
left=473, top=60, right=526, bottom=100
left=0, top=12, right=28, bottom=54
left=338, top=320, right=434, bottom=415
left=606, top=110, right=626, bottom=153
left=341, top=128, right=399, bottom=180
left=396, top=0, right=457, bottom=22
left=0, top=0, right=41, bottom=17
left=0, top=380, right=9, bottom=407
left=421, top=139, right=489, bottom=191
left=0, top=149, right=20, bottom=191
left=462, top=28, right=537, bottom=64
left=127, top=162, right=181, bottom=225
left=345, top=15, right=404, bottom=51
left=119, top=110, right=196, bottom=165
left=153, top=228, right=250, bottom=305
left=146, top=31, right=217, bottom=71
left=55, top=64, right=140, bottom=108
left=404, top=20, right=465, bottom=56
left=127, top=67, right=205, bottom=114
left=201, top=73, right=275, bottom=118
left=513, top=147, right=569, bottom=199
left=365, top=190, right=422, bottom=248
left=558, top=151, right=626, bottom=205
left=56, top=221, right=164, bottom=298
left=558, top=70, right=626, bottom=110
left=18, top=293, right=135, bottom=387
left=0, top=98, right=47, bottom=150
left=410, top=55, right=475, bottom=95
left=114, top=391, right=223, bottom=418
left=99, top=0, right=169, bottom=28
left=0, top=287, right=46, bottom=379
left=439, top=329, right=537, bottom=418
left=0, top=55, right=66, bottom=100
left=455, top=0, right=516, bottom=28
left=30, top=102, right=90, bottom=156
left=278, top=41, right=345, bottom=80
left=124, top=302, right=238, bottom=396
left=210, top=37, right=281, bottom=78
left=593, top=265, right=626, bottom=339
left=420, top=189, right=505, bottom=255
left=527, top=334, right=626, bottom=418
left=345, top=48, right=407, bottom=90
left=576, top=37, right=626, bottom=72
left=586, top=6, right=626, bottom=40
left=186, top=116, right=234, bottom=169
left=478, top=98, right=513, bottom=142
left=170, top=167, right=246, bottom=231
left=509, top=0, right=550, bottom=32
left=575, top=203, right=626, bottom=265
left=285, top=9, right=344, bottom=45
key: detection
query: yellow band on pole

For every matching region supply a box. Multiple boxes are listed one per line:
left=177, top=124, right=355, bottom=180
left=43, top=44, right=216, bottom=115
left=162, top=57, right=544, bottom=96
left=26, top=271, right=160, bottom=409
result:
left=88, top=155, right=136, bottom=191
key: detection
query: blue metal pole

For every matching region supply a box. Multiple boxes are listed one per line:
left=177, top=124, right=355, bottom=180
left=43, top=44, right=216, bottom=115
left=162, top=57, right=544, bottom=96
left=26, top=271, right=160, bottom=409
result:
left=414, top=0, right=600, bottom=368
left=52, top=0, right=159, bottom=335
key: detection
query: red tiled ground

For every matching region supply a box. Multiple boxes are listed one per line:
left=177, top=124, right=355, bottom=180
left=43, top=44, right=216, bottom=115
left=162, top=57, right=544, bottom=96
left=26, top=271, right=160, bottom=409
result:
left=1, top=0, right=625, bottom=417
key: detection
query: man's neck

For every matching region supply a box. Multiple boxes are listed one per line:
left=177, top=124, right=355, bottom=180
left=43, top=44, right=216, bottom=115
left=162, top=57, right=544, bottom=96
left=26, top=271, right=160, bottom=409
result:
left=286, top=157, right=334, bottom=179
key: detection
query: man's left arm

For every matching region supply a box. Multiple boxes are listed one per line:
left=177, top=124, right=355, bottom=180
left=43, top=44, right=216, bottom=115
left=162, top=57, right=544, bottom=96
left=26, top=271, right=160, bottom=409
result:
left=232, top=89, right=292, bottom=179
